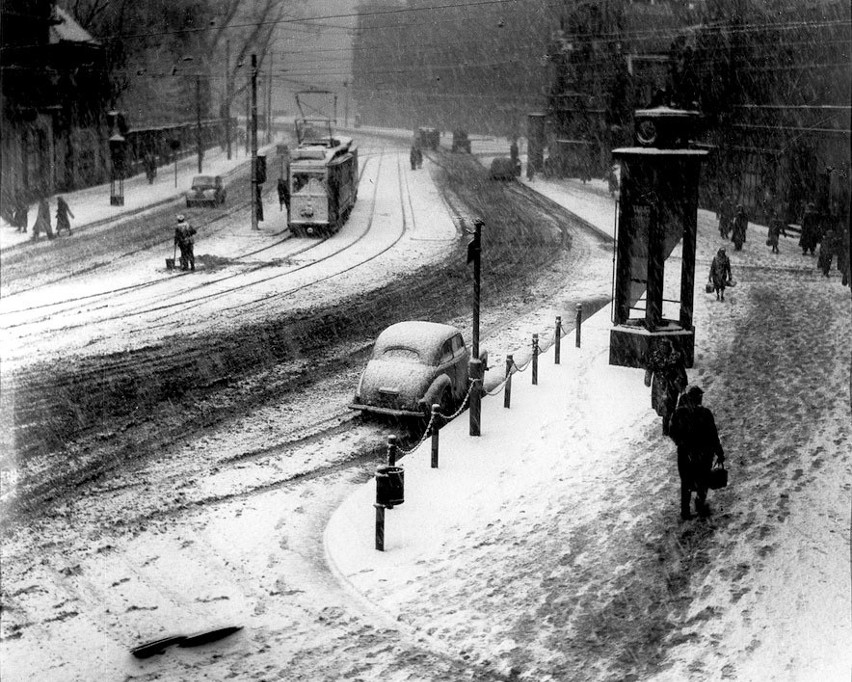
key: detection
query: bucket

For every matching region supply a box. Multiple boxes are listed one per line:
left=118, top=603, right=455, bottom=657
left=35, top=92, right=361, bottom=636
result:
left=166, top=258, right=175, bottom=270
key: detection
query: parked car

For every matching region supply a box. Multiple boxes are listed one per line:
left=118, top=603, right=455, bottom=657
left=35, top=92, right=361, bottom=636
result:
left=351, top=321, right=484, bottom=419
left=489, top=157, right=520, bottom=181
left=451, top=129, right=471, bottom=153
left=186, top=175, right=226, bottom=207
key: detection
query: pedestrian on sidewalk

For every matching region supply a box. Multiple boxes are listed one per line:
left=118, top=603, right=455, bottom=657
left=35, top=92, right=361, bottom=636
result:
left=766, top=209, right=785, bottom=254
left=799, top=202, right=820, bottom=255
left=731, top=204, right=748, bottom=250
left=644, top=338, right=688, bottom=436
left=716, top=195, right=733, bottom=239
left=669, top=385, right=726, bottom=520
left=708, top=247, right=732, bottom=301
left=14, top=197, right=28, bottom=233
left=32, top=197, right=54, bottom=241
left=277, top=176, right=290, bottom=214
left=55, top=196, right=75, bottom=236
left=174, top=214, right=197, bottom=271
left=818, top=229, right=836, bottom=277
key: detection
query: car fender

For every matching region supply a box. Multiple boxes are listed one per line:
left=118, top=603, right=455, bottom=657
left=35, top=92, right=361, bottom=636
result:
left=421, top=374, right=452, bottom=408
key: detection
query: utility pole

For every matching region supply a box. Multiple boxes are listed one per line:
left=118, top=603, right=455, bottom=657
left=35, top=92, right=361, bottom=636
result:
left=225, top=38, right=232, bottom=160
left=468, top=218, right=483, bottom=436
left=251, top=53, right=259, bottom=231
left=344, top=80, right=349, bottom=127
left=196, top=74, right=203, bottom=173
left=245, top=90, right=250, bottom=157
left=267, top=51, right=274, bottom=144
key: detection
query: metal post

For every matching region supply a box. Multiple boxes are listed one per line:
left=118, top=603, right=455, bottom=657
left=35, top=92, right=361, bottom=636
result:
left=374, top=503, right=385, bottom=551
left=469, top=359, right=482, bottom=437
left=555, top=316, right=562, bottom=364
left=225, top=39, right=232, bottom=161
left=387, top=434, right=397, bottom=466
left=267, top=51, right=273, bottom=144
left=532, top=334, right=539, bottom=385
left=251, top=54, right=259, bottom=231
left=196, top=75, right=203, bottom=173
left=575, top=303, right=582, bottom=348
left=344, top=80, right=349, bottom=127
left=471, top=219, right=482, bottom=358
left=430, top=404, right=440, bottom=468
left=504, top=354, right=513, bottom=408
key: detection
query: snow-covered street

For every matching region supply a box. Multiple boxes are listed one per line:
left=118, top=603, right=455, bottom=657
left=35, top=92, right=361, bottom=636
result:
left=1, top=128, right=850, bottom=682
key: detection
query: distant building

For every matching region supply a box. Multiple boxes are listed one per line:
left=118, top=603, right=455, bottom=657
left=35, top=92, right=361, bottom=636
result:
left=1, top=1, right=110, bottom=215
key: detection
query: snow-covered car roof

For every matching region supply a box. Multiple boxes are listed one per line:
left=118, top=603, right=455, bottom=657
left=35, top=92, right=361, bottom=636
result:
left=191, top=176, right=219, bottom=185
left=374, top=321, right=461, bottom=358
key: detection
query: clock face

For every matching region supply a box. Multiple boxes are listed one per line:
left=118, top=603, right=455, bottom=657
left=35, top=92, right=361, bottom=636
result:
left=636, top=119, right=658, bottom=146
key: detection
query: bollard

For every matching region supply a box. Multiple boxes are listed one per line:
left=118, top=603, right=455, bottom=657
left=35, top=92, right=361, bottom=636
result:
left=504, top=354, right=513, bottom=408
left=532, top=334, right=539, bottom=385
left=555, top=316, right=562, bottom=365
left=430, top=403, right=440, bottom=468
left=387, top=434, right=397, bottom=466
left=575, top=303, right=583, bottom=348
left=469, top=358, right=482, bottom=436
left=374, top=503, right=385, bottom=551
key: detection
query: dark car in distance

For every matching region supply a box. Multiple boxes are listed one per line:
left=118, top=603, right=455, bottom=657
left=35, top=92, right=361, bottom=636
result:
left=186, top=175, right=226, bottom=207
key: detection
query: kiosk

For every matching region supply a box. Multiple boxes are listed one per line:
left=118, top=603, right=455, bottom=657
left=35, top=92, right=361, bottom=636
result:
left=610, top=107, right=708, bottom=369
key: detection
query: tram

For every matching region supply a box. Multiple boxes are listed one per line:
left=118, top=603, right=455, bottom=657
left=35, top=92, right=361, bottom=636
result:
left=288, top=92, right=359, bottom=237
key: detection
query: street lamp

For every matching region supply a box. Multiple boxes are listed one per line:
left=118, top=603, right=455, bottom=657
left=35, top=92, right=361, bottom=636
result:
left=107, top=110, right=127, bottom=206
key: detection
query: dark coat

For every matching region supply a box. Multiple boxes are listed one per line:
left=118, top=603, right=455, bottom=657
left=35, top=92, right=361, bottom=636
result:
left=648, top=346, right=688, bottom=418
left=709, top=253, right=731, bottom=289
left=732, top=210, right=748, bottom=245
left=174, top=222, right=196, bottom=247
left=800, top=210, right=820, bottom=251
left=669, top=404, right=724, bottom=490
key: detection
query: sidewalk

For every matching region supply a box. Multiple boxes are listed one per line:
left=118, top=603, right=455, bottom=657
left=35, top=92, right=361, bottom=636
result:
left=324, top=138, right=851, bottom=679
left=0, top=139, right=280, bottom=254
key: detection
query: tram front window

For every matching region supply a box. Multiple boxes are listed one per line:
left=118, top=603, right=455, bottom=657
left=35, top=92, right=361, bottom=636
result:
left=293, top=172, right=326, bottom=194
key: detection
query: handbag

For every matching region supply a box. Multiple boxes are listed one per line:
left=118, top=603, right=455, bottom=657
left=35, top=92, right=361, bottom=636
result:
left=705, top=282, right=714, bottom=294
left=707, top=461, right=728, bottom=489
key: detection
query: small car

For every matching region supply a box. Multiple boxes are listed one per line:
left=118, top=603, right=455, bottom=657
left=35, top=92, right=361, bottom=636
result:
left=350, top=321, right=478, bottom=419
left=186, top=175, right=226, bottom=207
left=489, top=157, right=520, bottom=181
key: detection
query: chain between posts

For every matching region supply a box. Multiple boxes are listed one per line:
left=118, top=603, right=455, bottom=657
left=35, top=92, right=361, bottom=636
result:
left=395, top=378, right=478, bottom=457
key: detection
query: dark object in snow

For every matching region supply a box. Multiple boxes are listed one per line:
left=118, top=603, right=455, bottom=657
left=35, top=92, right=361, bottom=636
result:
left=669, top=385, right=725, bottom=520
left=708, top=461, right=728, bottom=490
left=489, top=157, right=517, bottom=181
left=131, top=635, right=187, bottom=659
left=451, top=129, right=471, bottom=153
left=178, top=626, right=243, bottom=648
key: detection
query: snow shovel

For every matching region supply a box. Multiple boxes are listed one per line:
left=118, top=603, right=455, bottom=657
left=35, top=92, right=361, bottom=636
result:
left=166, top=244, right=176, bottom=270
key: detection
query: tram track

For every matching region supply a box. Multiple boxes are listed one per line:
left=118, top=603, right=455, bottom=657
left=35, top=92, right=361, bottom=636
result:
left=1, top=140, right=607, bottom=525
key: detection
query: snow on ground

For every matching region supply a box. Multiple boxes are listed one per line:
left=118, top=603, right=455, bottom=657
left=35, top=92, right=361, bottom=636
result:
left=2, top=122, right=850, bottom=680
left=0, top=142, right=460, bottom=367
left=0, top=142, right=279, bottom=252
left=327, top=186, right=852, bottom=680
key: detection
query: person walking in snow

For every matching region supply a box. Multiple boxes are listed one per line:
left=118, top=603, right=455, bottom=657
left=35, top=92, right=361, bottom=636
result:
left=55, top=196, right=74, bottom=236
left=13, top=196, right=28, bottom=233
left=410, top=145, right=421, bottom=171
left=174, top=214, right=197, bottom=271
left=766, top=209, right=785, bottom=254
left=731, top=204, right=748, bottom=250
left=277, top=176, right=290, bottom=214
left=644, top=338, right=688, bottom=436
left=669, top=385, right=725, bottom=520
left=799, top=203, right=820, bottom=255
left=716, top=195, right=734, bottom=239
left=818, top=229, right=836, bottom=277
left=32, top=197, right=54, bottom=241
left=708, top=247, right=732, bottom=301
